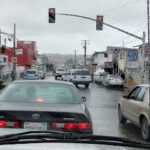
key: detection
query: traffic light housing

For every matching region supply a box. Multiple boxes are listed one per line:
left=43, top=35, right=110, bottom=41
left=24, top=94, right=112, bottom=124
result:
left=96, top=15, right=103, bottom=30
left=1, top=45, right=6, bottom=53
left=49, top=8, right=55, bottom=23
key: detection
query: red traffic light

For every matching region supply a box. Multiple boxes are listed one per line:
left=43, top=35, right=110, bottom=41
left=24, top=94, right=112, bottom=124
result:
left=98, top=16, right=102, bottom=21
left=146, top=48, right=149, bottom=52
left=50, top=9, right=54, bottom=14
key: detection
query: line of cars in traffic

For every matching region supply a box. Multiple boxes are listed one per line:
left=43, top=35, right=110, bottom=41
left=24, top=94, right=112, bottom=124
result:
left=55, top=68, right=92, bottom=88
left=93, top=69, right=124, bottom=88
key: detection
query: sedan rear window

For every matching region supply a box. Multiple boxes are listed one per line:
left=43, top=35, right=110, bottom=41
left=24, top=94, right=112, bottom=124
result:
left=0, top=83, right=80, bottom=104
left=74, top=71, right=90, bottom=75
left=26, top=71, right=36, bottom=74
left=57, top=69, right=65, bottom=72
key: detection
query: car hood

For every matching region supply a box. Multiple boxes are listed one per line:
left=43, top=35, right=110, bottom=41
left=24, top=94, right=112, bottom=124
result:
left=0, top=102, right=85, bottom=114
left=0, top=143, right=126, bottom=150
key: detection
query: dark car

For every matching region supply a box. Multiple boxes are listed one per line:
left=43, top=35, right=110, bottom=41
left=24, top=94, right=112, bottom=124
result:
left=0, top=80, right=93, bottom=134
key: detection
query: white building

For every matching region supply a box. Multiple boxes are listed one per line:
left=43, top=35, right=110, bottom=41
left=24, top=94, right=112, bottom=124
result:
left=93, top=51, right=113, bottom=70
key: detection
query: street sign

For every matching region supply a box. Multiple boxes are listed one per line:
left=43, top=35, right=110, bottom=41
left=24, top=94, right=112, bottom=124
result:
left=11, top=57, right=17, bottom=63
left=15, top=49, right=23, bottom=55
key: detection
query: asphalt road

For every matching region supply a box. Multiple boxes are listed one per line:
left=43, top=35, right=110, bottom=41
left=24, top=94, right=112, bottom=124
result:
left=46, top=75, right=146, bottom=150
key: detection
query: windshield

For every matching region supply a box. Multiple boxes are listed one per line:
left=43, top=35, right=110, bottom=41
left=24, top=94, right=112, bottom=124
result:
left=0, top=0, right=149, bottom=149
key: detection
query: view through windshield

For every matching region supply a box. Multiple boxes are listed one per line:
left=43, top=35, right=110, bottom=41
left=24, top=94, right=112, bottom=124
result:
left=0, top=0, right=149, bottom=149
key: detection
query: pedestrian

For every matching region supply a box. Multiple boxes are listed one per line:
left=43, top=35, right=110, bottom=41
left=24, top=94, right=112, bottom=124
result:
left=11, top=70, right=15, bottom=81
left=120, top=71, right=125, bottom=80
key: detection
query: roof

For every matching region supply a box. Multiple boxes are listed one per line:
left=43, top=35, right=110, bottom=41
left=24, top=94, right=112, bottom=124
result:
left=13, top=80, right=75, bottom=86
left=137, top=84, right=149, bottom=87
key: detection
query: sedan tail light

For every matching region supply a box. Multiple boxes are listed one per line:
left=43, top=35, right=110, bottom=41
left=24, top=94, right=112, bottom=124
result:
left=51, top=122, right=91, bottom=130
left=0, top=120, right=20, bottom=128
left=74, top=76, right=77, bottom=79
left=108, top=78, right=113, bottom=80
left=34, top=74, right=39, bottom=76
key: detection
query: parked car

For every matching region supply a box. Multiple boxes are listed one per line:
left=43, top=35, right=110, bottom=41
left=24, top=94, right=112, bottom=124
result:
left=93, top=69, right=105, bottom=83
left=38, top=70, right=46, bottom=79
left=118, top=84, right=150, bottom=140
left=55, top=68, right=66, bottom=80
left=102, top=74, right=124, bottom=87
left=23, top=69, right=40, bottom=80
left=70, top=69, right=92, bottom=88
left=97, top=72, right=109, bottom=85
left=0, top=80, right=93, bottom=134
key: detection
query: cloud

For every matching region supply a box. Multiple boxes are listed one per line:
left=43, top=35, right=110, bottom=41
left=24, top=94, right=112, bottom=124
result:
left=0, top=0, right=147, bottom=54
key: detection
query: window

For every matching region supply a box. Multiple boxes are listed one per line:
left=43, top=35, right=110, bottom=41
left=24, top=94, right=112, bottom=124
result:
left=136, top=87, right=148, bottom=102
left=74, top=70, right=90, bottom=75
left=26, top=71, right=36, bottom=74
left=0, top=83, right=80, bottom=104
left=67, top=72, right=71, bottom=75
left=128, top=87, right=141, bottom=100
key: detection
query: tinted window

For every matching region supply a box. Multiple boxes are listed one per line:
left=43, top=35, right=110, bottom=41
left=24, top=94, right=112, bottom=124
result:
left=109, top=75, right=120, bottom=78
left=136, top=87, right=148, bottom=102
left=57, top=69, right=65, bottom=72
left=0, top=83, right=80, bottom=104
left=128, top=87, right=141, bottom=100
left=74, top=70, right=90, bottom=75
left=26, top=71, right=36, bottom=74
left=100, top=72, right=108, bottom=76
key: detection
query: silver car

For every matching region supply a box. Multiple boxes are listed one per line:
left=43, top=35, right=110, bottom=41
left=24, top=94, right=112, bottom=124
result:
left=118, top=85, right=150, bottom=140
left=102, top=74, right=124, bottom=87
left=23, top=69, right=40, bottom=80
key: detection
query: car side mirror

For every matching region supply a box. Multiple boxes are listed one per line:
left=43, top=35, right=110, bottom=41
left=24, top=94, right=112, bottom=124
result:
left=82, top=96, right=86, bottom=102
left=123, top=95, right=128, bottom=99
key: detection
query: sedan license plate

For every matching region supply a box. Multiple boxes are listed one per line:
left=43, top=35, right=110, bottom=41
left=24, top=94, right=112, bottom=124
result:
left=24, top=122, right=47, bottom=131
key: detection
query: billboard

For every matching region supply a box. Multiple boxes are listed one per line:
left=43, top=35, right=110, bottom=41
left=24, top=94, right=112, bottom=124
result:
left=126, top=49, right=138, bottom=68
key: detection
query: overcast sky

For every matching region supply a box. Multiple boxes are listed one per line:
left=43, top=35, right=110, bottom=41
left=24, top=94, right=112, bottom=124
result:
left=0, top=0, right=148, bottom=54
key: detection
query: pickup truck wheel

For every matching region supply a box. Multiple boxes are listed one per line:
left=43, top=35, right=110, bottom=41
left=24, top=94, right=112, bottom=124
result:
left=141, top=117, right=150, bottom=141
left=85, top=84, right=89, bottom=88
left=118, top=106, right=127, bottom=125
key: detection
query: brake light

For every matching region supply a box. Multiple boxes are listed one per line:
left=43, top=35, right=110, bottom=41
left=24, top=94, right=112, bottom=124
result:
left=0, top=120, right=20, bottom=128
left=108, top=78, right=113, bottom=80
left=78, top=123, right=91, bottom=129
left=24, top=73, right=27, bottom=76
left=35, top=74, right=38, bottom=76
left=74, top=76, right=77, bottom=79
left=51, top=122, right=91, bottom=130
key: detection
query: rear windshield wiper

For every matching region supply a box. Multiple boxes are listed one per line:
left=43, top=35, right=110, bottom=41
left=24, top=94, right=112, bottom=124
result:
left=0, top=131, right=150, bottom=149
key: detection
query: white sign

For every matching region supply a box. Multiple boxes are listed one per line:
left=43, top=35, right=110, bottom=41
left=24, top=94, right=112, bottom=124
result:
left=15, top=49, right=23, bottom=55
left=11, top=57, right=17, bottom=63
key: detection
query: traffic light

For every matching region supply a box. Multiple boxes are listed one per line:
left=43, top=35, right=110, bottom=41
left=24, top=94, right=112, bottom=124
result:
left=49, top=8, right=55, bottom=23
left=96, top=15, right=103, bottom=30
left=1, top=45, right=6, bottom=53
left=145, top=44, right=150, bottom=56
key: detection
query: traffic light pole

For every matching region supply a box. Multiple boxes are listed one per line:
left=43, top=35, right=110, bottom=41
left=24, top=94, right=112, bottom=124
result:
left=13, top=24, right=16, bottom=80
left=57, top=13, right=145, bottom=83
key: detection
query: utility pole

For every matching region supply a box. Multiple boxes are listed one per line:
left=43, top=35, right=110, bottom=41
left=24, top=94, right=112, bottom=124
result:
left=147, top=0, right=150, bottom=43
left=13, top=24, right=16, bottom=80
left=141, top=32, right=146, bottom=84
left=74, top=50, right=77, bottom=69
left=82, top=40, right=89, bottom=69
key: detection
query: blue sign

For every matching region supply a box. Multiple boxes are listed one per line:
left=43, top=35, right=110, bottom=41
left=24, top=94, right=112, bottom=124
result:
left=128, top=49, right=138, bottom=62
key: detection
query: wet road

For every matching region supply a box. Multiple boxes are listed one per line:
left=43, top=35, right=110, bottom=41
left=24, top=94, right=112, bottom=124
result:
left=46, top=75, right=146, bottom=150
left=78, top=83, right=142, bottom=141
